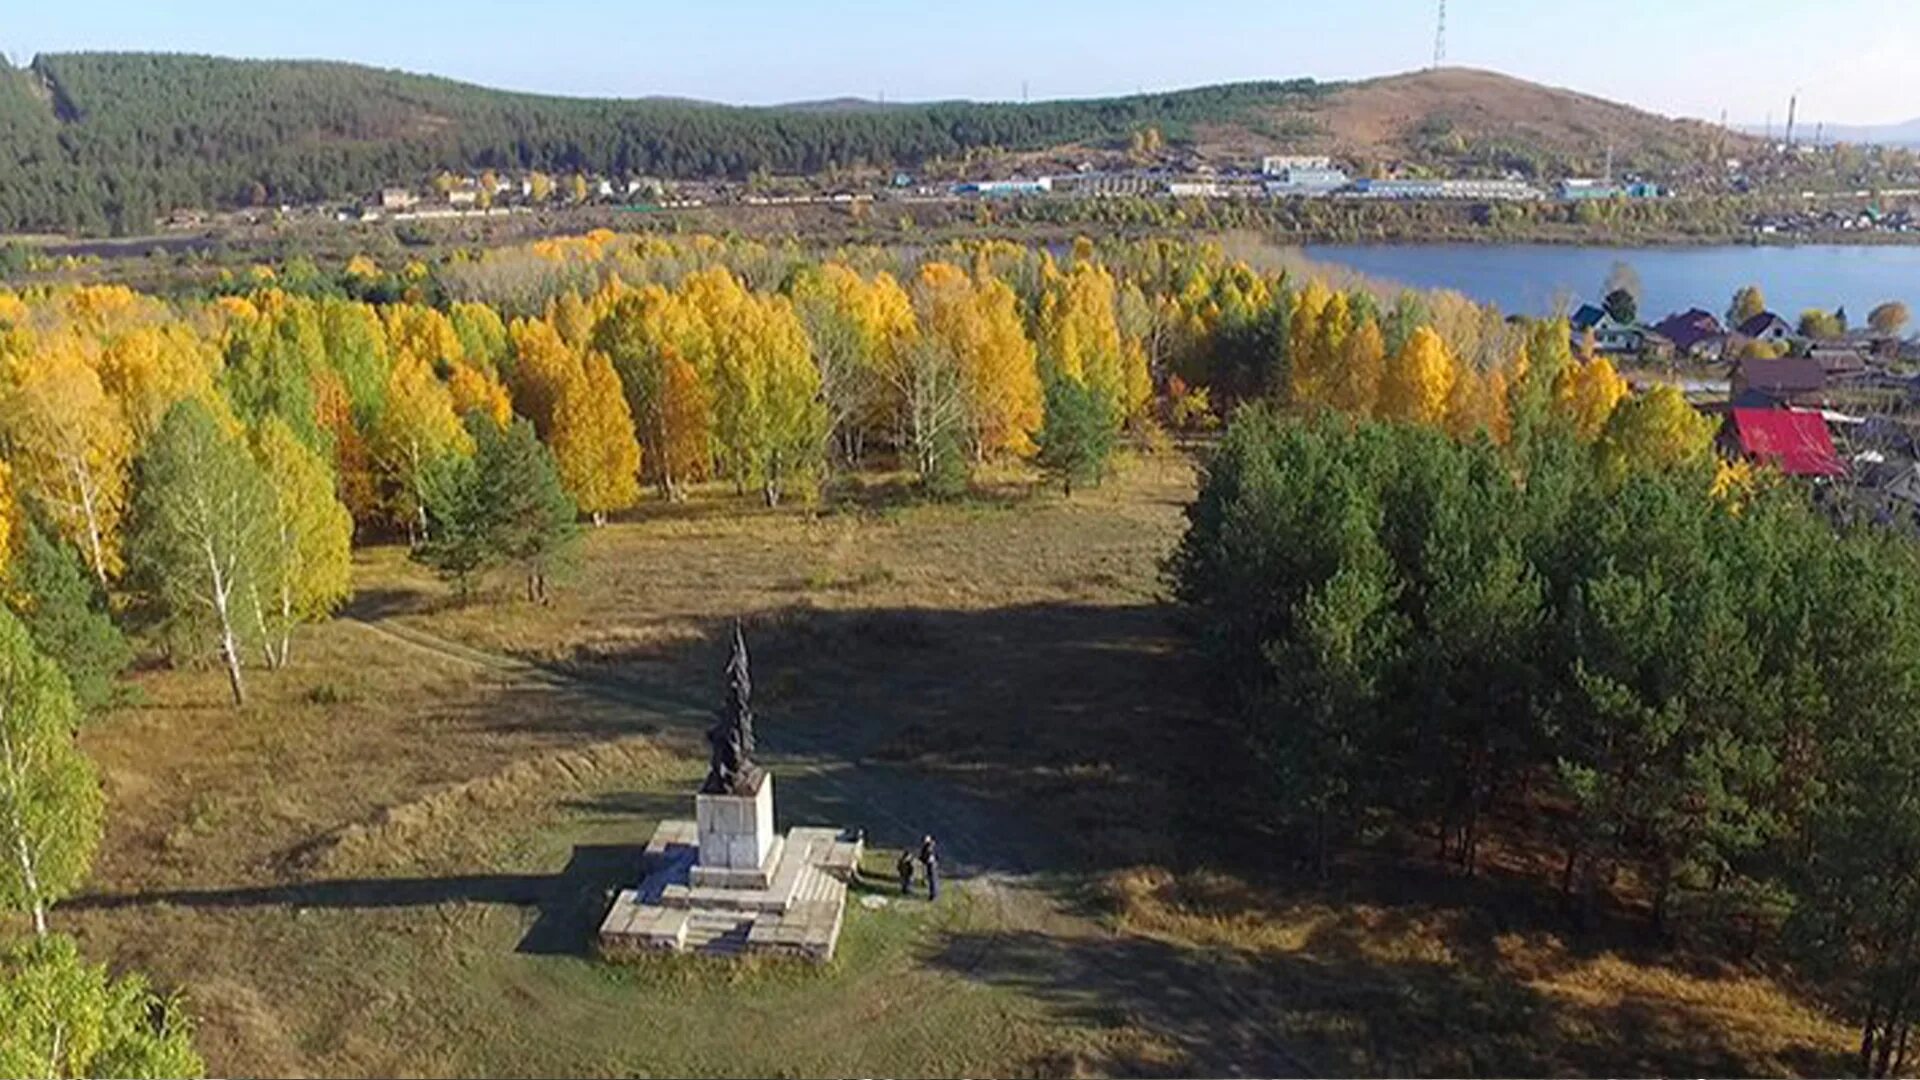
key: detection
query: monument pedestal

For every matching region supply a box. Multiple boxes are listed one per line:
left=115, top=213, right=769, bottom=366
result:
left=598, top=625, right=860, bottom=963
left=598, top=770, right=863, bottom=963
left=694, top=771, right=774, bottom=875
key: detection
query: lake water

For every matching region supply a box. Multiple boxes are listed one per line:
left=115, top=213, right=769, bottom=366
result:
left=1304, top=243, right=1920, bottom=323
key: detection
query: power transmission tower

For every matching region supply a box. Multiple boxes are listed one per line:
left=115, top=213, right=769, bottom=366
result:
left=1432, top=0, right=1447, bottom=68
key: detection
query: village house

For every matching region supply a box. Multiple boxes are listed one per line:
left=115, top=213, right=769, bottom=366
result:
left=1717, top=408, right=1846, bottom=478
left=1651, top=308, right=1727, bottom=360
left=1734, top=311, right=1795, bottom=346
left=379, top=186, right=418, bottom=211
left=1730, top=355, right=1828, bottom=407
left=1806, top=340, right=1871, bottom=380
left=1570, top=303, right=1644, bottom=354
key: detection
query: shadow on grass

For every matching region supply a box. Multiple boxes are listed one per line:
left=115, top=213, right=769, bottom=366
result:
left=69, top=843, right=645, bottom=957
left=924, top=921, right=1853, bottom=1078
left=483, top=601, right=1235, bottom=870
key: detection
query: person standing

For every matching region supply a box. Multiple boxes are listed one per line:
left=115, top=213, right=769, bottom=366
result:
left=896, top=848, right=915, bottom=896
left=918, top=834, right=939, bottom=902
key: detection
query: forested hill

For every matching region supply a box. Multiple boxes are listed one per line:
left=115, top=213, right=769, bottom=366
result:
left=0, top=52, right=1326, bottom=234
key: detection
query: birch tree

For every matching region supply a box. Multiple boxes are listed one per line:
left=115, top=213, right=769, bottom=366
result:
left=251, top=416, right=353, bottom=669
left=0, top=609, right=103, bottom=937
left=0, top=333, right=132, bottom=586
left=0, top=933, right=202, bottom=1078
left=127, top=400, right=275, bottom=706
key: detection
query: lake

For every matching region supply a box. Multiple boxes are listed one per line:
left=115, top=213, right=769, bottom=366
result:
left=1304, top=243, right=1920, bottom=323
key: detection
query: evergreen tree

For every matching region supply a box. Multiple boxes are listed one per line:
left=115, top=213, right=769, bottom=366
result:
left=416, top=416, right=579, bottom=603
left=1035, top=378, right=1117, bottom=497
left=4, top=521, right=129, bottom=715
left=480, top=417, right=580, bottom=604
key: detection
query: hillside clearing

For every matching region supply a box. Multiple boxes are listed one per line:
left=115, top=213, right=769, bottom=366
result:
left=58, top=459, right=1854, bottom=1076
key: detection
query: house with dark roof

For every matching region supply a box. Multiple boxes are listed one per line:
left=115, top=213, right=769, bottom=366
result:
left=1570, top=303, right=1644, bottom=354
left=1808, top=341, right=1871, bottom=379
left=1718, top=408, right=1846, bottom=478
left=1734, top=311, right=1794, bottom=345
left=1731, top=355, right=1827, bottom=405
left=1652, top=308, right=1727, bottom=360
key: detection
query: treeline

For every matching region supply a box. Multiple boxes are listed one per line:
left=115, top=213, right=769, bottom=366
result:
left=0, top=52, right=1325, bottom=233
left=2, top=231, right=1704, bottom=702
left=1174, top=402, right=1920, bottom=1076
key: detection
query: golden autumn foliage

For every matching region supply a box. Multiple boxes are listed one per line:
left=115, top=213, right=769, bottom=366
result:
left=95, top=323, right=218, bottom=438
left=314, top=369, right=379, bottom=526
left=1596, top=383, right=1717, bottom=481
left=1555, top=356, right=1629, bottom=441
left=1326, top=317, right=1385, bottom=418
left=382, top=304, right=464, bottom=372
left=550, top=349, right=642, bottom=520
left=1379, top=327, right=1457, bottom=427
left=252, top=415, right=355, bottom=665
left=0, top=332, right=133, bottom=583
left=0, top=459, right=15, bottom=576
left=446, top=362, right=513, bottom=426
left=917, top=262, right=1044, bottom=458
left=371, top=355, right=472, bottom=530
left=1287, top=280, right=1333, bottom=404
left=1038, top=260, right=1147, bottom=420
left=590, top=289, right=713, bottom=500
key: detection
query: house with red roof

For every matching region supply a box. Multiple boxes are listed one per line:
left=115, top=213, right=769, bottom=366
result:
left=1718, top=408, right=1846, bottom=478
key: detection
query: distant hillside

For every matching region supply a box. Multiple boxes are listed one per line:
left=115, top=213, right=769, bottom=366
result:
left=0, top=52, right=1324, bottom=233
left=0, top=54, right=1751, bottom=235
left=1187, top=67, right=1750, bottom=178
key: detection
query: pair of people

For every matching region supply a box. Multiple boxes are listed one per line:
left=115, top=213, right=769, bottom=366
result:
left=895, top=834, right=939, bottom=901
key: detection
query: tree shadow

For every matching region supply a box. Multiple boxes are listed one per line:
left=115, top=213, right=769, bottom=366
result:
left=924, top=918, right=1852, bottom=1078
left=339, top=586, right=439, bottom=621
left=68, top=843, right=646, bottom=957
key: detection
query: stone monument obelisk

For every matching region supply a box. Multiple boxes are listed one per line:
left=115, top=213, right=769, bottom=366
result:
left=599, top=621, right=863, bottom=961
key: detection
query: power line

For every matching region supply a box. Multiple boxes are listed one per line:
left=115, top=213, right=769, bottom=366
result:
left=1432, top=0, right=1447, bottom=68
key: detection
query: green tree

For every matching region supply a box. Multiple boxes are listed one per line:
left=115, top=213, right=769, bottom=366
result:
left=413, top=450, right=492, bottom=600
left=1601, top=287, right=1638, bottom=325
left=416, top=416, right=579, bottom=603
left=1034, top=378, right=1117, bottom=497
left=126, top=399, right=276, bottom=706
left=479, top=417, right=580, bottom=604
left=0, top=609, right=104, bottom=937
left=4, top=521, right=129, bottom=715
left=0, top=933, right=202, bottom=1078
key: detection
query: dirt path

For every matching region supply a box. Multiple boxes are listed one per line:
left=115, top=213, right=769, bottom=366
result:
left=345, top=614, right=1311, bottom=1077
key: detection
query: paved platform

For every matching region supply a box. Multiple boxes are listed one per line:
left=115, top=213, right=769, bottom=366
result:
left=599, top=820, right=864, bottom=963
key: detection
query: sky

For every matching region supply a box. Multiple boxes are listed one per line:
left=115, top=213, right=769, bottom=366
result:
left=8, top=0, right=1918, bottom=125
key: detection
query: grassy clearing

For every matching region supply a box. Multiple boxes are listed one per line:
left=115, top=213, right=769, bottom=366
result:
left=57, top=455, right=1857, bottom=1076
left=1099, top=867, right=1850, bottom=1076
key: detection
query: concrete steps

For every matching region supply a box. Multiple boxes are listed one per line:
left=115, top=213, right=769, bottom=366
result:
left=685, top=912, right=752, bottom=955
left=600, top=818, right=864, bottom=964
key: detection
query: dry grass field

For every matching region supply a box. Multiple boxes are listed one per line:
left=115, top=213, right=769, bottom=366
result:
left=51, top=453, right=1857, bottom=1077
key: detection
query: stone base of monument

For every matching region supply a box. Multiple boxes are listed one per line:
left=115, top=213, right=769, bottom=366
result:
left=598, top=772, right=863, bottom=963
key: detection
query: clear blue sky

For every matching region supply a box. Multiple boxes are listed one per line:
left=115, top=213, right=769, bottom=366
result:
left=8, top=0, right=1916, bottom=124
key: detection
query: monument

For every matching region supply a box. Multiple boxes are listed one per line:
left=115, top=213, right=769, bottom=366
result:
left=598, top=623, right=863, bottom=962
